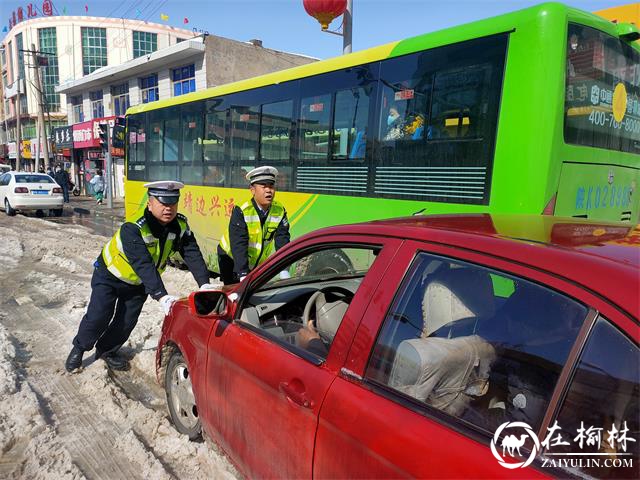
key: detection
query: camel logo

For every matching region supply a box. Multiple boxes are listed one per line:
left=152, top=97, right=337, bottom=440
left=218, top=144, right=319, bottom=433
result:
left=490, top=421, right=540, bottom=469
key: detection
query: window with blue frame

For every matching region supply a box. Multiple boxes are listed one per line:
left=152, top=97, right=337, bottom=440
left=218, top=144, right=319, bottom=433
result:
left=111, top=83, right=129, bottom=116
left=90, top=90, right=104, bottom=118
left=139, top=74, right=159, bottom=103
left=172, top=64, right=196, bottom=96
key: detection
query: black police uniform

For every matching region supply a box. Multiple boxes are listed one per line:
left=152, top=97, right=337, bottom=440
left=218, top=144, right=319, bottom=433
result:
left=217, top=198, right=290, bottom=285
left=71, top=208, right=210, bottom=362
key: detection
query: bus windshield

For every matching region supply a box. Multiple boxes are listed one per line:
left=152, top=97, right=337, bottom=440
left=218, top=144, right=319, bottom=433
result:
left=565, top=23, right=640, bottom=154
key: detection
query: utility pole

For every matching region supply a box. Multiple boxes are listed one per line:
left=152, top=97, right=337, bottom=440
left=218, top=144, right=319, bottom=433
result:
left=15, top=84, right=22, bottom=170
left=343, top=0, right=353, bottom=54
left=98, top=122, right=112, bottom=208
left=30, top=44, right=50, bottom=172
left=106, top=143, right=113, bottom=209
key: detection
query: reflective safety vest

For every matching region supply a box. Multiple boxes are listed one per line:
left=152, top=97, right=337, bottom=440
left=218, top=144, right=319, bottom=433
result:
left=219, top=200, right=285, bottom=270
left=101, top=209, right=188, bottom=284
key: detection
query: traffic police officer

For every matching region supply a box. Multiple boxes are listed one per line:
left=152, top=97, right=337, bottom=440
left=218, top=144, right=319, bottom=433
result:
left=65, top=181, right=213, bottom=372
left=218, top=166, right=290, bottom=284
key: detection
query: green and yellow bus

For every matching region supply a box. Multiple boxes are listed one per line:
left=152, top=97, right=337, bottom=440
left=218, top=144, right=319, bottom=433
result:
left=125, top=2, right=640, bottom=268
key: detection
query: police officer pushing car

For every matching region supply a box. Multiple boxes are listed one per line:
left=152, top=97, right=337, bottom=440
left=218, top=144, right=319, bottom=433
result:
left=218, top=166, right=290, bottom=285
left=65, top=181, right=213, bottom=372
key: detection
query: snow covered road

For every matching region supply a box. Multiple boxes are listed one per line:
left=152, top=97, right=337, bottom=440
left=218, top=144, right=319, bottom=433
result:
left=0, top=214, right=239, bottom=479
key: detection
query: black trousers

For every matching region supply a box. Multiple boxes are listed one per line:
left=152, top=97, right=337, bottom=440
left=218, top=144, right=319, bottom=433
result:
left=73, top=264, right=147, bottom=354
left=217, top=246, right=238, bottom=285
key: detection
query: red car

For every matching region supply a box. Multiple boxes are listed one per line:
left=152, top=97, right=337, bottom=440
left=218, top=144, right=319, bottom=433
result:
left=156, top=215, right=639, bottom=479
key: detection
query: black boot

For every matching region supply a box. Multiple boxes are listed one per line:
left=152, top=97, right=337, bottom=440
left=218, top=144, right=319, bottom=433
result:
left=99, top=351, right=130, bottom=371
left=65, top=346, right=84, bottom=372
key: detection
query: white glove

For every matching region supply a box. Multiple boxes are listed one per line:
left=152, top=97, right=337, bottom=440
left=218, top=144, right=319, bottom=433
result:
left=279, top=270, right=291, bottom=280
left=159, top=295, right=178, bottom=315
left=199, top=283, right=220, bottom=291
left=239, top=275, right=247, bottom=282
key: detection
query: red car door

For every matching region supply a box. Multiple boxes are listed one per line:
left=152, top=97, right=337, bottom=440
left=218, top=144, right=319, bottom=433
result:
left=210, top=236, right=402, bottom=479
left=313, top=240, right=593, bottom=478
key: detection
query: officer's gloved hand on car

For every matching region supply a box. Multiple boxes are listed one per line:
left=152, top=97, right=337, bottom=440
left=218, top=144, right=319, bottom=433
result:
left=159, top=295, right=178, bottom=315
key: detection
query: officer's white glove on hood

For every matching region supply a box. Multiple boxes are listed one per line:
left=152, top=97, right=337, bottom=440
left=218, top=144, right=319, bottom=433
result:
left=199, top=283, right=220, bottom=291
left=159, top=295, right=178, bottom=315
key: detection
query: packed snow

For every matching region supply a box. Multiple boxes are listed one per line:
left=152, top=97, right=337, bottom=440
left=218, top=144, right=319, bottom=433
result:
left=0, top=215, right=238, bottom=479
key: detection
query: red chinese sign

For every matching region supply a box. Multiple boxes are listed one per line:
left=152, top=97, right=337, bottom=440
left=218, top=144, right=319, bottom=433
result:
left=8, top=1, right=54, bottom=29
left=72, top=116, right=116, bottom=149
left=394, top=89, right=415, bottom=101
left=182, top=192, right=235, bottom=219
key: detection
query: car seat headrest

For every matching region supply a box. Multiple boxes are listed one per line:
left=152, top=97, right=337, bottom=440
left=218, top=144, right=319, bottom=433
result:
left=422, top=268, right=495, bottom=336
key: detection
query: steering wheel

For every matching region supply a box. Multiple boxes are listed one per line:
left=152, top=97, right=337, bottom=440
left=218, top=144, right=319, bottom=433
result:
left=302, top=286, right=354, bottom=343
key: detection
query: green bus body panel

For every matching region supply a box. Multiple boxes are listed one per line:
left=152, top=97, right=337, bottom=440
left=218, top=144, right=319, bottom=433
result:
left=124, top=2, right=640, bottom=270
left=555, top=163, right=639, bottom=221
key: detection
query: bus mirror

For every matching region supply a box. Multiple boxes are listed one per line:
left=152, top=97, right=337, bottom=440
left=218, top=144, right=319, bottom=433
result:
left=616, top=22, right=640, bottom=42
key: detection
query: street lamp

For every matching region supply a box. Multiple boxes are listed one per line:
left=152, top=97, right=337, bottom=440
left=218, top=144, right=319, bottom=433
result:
left=303, top=0, right=353, bottom=54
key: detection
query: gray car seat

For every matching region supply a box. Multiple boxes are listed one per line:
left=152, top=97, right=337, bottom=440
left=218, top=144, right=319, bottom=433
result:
left=389, top=267, right=497, bottom=416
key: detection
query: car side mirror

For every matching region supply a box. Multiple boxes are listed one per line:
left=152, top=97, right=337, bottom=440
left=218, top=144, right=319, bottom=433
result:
left=188, top=290, right=228, bottom=317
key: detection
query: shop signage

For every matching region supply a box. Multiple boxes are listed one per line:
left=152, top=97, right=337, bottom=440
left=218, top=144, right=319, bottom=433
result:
left=8, top=142, right=17, bottom=159
left=53, top=126, right=73, bottom=149
left=73, top=116, right=116, bottom=149
left=21, top=139, right=31, bottom=159
left=29, top=137, right=50, bottom=158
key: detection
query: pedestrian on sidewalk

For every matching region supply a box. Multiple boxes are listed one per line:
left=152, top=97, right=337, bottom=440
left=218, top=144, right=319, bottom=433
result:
left=90, top=169, right=105, bottom=205
left=65, top=181, right=216, bottom=373
left=53, top=164, right=71, bottom=203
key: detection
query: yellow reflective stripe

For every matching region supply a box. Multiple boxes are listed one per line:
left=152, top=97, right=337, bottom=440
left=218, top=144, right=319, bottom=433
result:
left=103, top=241, right=113, bottom=264
left=106, top=263, right=139, bottom=285
left=115, top=232, right=124, bottom=251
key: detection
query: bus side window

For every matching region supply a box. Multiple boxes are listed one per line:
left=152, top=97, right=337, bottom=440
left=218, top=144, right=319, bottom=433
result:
left=333, top=87, right=370, bottom=160
left=430, top=67, right=493, bottom=140
left=299, top=94, right=332, bottom=162
left=204, top=99, right=226, bottom=163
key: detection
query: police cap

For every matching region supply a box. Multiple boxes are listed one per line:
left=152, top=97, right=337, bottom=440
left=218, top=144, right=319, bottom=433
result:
left=143, top=180, right=184, bottom=205
left=246, top=166, right=278, bottom=185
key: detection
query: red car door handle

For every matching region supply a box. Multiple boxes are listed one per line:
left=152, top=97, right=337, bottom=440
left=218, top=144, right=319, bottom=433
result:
left=279, top=382, right=313, bottom=409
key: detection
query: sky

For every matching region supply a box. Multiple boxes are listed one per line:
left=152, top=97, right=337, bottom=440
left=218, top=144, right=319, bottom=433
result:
left=0, top=0, right=633, bottom=59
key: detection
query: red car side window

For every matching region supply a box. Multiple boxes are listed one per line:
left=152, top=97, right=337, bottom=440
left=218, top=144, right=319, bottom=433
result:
left=547, top=317, right=639, bottom=479
left=239, top=246, right=380, bottom=358
left=366, top=252, right=588, bottom=434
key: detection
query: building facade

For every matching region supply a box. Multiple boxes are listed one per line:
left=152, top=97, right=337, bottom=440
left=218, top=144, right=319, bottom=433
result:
left=1, top=13, right=194, bottom=170
left=53, top=31, right=316, bottom=197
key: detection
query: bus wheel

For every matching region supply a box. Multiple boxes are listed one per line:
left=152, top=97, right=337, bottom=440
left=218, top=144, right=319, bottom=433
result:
left=296, top=249, right=355, bottom=276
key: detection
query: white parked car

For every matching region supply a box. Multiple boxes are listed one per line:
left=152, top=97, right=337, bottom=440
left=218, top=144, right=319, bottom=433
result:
left=0, top=172, right=64, bottom=217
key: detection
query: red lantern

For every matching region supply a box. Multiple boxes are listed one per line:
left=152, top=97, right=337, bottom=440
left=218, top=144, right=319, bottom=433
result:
left=303, top=0, right=347, bottom=30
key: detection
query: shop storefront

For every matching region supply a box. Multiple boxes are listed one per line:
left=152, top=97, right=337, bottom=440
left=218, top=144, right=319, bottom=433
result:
left=53, top=125, right=75, bottom=182
left=71, top=116, right=124, bottom=198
